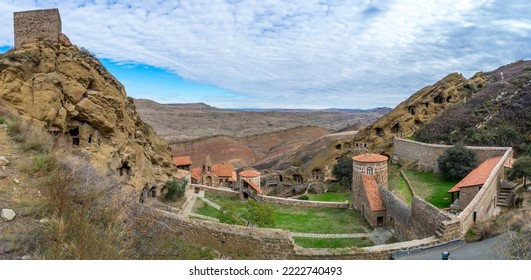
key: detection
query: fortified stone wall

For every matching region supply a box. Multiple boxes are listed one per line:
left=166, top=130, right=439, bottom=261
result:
left=14, top=9, right=62, bottom=48
left=379, top=187, right=411, bottom=240
left=380, top=187, right=451, bottom=241
left=408, top=197, right=452, bottom=239
left=393, top=138, right=510, bottom=172
left=458, top=148, right=512, bottom=234
left=153, top=208, right=440, bottom=260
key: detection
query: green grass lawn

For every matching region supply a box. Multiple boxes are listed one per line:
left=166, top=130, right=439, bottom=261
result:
left=194, top=200, right=220, bottom=217
left=388, top=164, right=413, bottom=205
left=402, top=169, right=458, bottom=208
left=293, top=237, right=374, bottom=248
left=306, top=192, right=351, bottom=202
left=203, top=193, right=372, bottom=234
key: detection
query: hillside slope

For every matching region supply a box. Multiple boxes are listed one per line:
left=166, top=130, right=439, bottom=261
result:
left=414, top=60, right=531, bottom=155
left=171, top=126, right=329, bottom=168
left=0, top=36, right=174, bottom=191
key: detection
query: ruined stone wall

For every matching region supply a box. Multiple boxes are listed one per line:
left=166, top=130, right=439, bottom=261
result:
left=14, top=9, right=62, bottom=48
left=393, top=138, right=510, bottom=172
left=257, top=195, right=349, bottom=208
left=458, top=148, right=512, bottom=234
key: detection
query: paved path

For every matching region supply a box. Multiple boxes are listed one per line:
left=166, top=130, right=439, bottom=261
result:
left=197, top=195, right=221, bottom=210
left=292, top=227, right=394, bottom=245
left=393, top=235, right=505, bottom=260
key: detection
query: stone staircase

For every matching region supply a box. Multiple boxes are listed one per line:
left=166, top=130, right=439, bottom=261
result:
left=497, top=180, right=517, bottom=207
left=242, top=189, right=261, bottom=201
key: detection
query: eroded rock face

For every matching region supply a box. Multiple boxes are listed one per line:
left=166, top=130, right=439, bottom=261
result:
left=0, top=36, right=174, bottom=192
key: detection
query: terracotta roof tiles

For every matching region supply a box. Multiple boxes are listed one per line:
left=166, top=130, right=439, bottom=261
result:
left=361, top=174, right=386, bottom=211
left=448, top=156, right=502, bottom=193
left=212, top=163, right=234, bottom=178
left=239, top=170, right=262, bottom=178
left=191, top=167, right=202, bottom=181
left=353, top=153, right=388, bottom=163
left=173, top=156, right=192, bottom=166
left=243, top=178, right=263, bottom=194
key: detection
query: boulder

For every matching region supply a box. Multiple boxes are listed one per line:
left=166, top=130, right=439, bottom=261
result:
left=0, top=156, right=9, bottom=167
left=0, top=170, right=7, bottom=179
left=1, top=209, right=16, bottom=221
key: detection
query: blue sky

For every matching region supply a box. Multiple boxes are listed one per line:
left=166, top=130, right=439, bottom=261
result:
left=1, top=0, right=530, bottom=109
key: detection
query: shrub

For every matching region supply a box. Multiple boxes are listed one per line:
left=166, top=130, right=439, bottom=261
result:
left=0, top=115, right=5, bottom=124
left=332, top=156, right=353, bottom=188
left=243, top=200, right=275, bottom=227
left=21, top=152, right=58, bottom=174
left=507, top=156, right=531, bottom=187
left=218, top=202, right=245, bottom=226
left=298, top=195, right=309, bottom=200
left=164, top=178, right=187, bottom=201
left=6, top=118, right=53, bottom=152
left=291, top=160, right=303, bottom=167
left=437, top=144, right=478, bottom=180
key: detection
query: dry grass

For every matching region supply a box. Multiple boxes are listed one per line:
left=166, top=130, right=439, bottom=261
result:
left=3, top=116, right=216, bottom=259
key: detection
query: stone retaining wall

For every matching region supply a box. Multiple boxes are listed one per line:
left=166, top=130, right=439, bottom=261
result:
left=190, top=184, right=240, bottom=197
left=257, top=195, right=350, bottom=208
left=393, top=137, right=510, bottom=172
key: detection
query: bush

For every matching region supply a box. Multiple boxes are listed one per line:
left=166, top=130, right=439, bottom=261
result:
left=22, top=152, right=58, bottom=174
left=507, top=156, right=531, bottom=187
left=298, top=195, right=309, bottom=200
left=332, top=156, right=353, bottom=188
left=164, top=179, right=187, bottom=201
left=218, top=202, right=245, bottom=226
left=437, top=144, right=477, bottom=180
left=243, top=200, right=275, bottom=227
left=0, top=115, right=5, bottom=124
left=6, top=119, right=53, bottom=152
left=291, top=160, right=303, bottom=167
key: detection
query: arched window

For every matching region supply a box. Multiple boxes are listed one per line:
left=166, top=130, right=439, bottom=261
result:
left=367, top=167, right=373, bottom=175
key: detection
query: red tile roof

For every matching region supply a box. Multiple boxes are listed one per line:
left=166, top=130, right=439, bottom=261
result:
left=230, top=171, right=237, bottom=182
left=239, top=170, right=261, bottom=178
left=361, top=174, right=386, bottom=211
left=243, top=178, right=263, bottom=194
left=173, top=156, right=192, bottom=166
left=191, top=167, right=202, bottom=181
left=448, top=156, right=502, bottom=193
left=212, top=163, right=234, bottom=178
left=353, top=153, right=388, bottom=163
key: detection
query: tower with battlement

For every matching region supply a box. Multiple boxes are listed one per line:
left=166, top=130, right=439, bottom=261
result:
left=14, top=8, right=62, bottom=48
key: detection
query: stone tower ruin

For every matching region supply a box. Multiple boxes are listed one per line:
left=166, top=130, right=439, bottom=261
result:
left=351, top=153, right=388, bottom=210
left=14, top=8, right=62, bottom=48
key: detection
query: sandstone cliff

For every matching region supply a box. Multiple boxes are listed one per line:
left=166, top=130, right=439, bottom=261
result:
left=0, top=35, right=174, bottom=192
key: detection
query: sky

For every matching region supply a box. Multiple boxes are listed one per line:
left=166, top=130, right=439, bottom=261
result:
left=0, top=0, right=530, bottom=109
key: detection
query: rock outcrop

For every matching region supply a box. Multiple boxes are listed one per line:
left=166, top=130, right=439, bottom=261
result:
left=0, top=35, right=174, bottom=192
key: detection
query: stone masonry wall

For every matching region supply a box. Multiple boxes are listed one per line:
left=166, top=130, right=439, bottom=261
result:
left=380, top=187, right=411, bottom=240
left=393, top=138, right=510, bottom=172
left=14, top=9, right=62, bottom=48
left=408, top=196, right=452, bottom=239
left=257, top=195, right=349, bottom=208
left=458, top=148, right=512, bottom=234
left=190, top=184, right=240, bottom=198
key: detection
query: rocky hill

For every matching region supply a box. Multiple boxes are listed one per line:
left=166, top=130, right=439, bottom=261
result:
left=0, top=36, right=174, bottom=192
left=271, top=70, right=489, bottom=182
left=134, top=98, right=389, bottom=142
left=414, top=60, right=531, bottom=155
left=171, top=126, right=328, bottom=169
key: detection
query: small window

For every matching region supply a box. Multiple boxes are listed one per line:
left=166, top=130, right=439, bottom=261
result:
left=473, top=212, right=477, bottom=222
left=367, top=167, right=373, bottom=175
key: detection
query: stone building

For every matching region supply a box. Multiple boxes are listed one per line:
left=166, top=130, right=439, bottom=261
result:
left=352, top=153, right=389, bottom=227
left=192, top=155, right=236, bottom=188
left=239, top=169, right=263, bottom=199
left=448, top=156, right=503, bottom=210
left=14, top=8, right=62, bottom=48
left=173, top=156, right=192, bottom=171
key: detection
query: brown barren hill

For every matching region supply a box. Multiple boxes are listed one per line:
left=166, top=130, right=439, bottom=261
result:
left=170, top=126, right=329, bottom=169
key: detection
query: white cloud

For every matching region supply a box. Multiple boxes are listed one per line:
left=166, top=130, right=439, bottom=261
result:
left=0, top=0, right=530, bottom=108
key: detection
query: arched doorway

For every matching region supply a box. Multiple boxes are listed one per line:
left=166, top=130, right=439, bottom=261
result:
left=206, top=176, right=212, bottom=187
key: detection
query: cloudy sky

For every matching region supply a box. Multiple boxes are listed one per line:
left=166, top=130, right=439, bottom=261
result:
left=1, top=0, right=530, bottom=109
